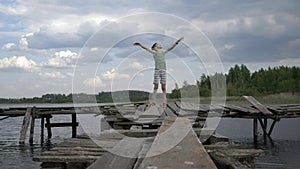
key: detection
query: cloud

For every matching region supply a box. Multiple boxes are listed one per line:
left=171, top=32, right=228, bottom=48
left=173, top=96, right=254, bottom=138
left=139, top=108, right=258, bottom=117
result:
left=42, top=50, right=79, bottom=68
left=125, top=61, right=145, bottom=70
left=2, top=43, right=17, bottom=50
left=2, top=33, right=34, bottom=51
left=38, top=71, right=66, bottom=79
left=83, top=76, right=106, bottom=87
left=0, top=3, right=27, bottom=15
left=0, top=56, right=39, bottom=72
left=101, top=68, right=130, bottom=80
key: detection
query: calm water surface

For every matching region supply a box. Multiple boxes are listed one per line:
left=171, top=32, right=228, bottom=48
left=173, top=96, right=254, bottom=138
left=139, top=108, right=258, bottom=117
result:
left=0, top=104, right=300, bottom=169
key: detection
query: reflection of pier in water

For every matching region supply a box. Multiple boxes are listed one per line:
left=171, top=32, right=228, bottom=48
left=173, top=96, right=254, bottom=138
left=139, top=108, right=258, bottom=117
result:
left=0, top=96, right=299, bottom=168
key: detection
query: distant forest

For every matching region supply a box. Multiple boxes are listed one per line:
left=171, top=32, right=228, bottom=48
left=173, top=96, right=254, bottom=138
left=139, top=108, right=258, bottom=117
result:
left=0, top=90, right=150, bottom=104
left=170, top=64, right=299, bottom=98
left=0, top=65, right=299, bottom=103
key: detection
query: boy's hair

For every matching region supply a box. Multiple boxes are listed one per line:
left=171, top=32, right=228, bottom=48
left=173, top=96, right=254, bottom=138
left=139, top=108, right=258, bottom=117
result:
left=151, top=43, right=157, bottom=50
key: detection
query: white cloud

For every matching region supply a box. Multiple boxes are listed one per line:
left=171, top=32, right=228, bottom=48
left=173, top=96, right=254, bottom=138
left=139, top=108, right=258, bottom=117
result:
left=66, top=72, right=74, bottom=77
left=101, top=68, right=130, bottom=80
left=193, top=13, right=300, bottom=38
left=43, top=50, right=79, bottom=68
left=19, top=37, right=29, bottom=49
left=83, top=76, right=106, bottom=87
left=0, top=3, right=27, bottom=15
left=38, top=71, right=66, bottom=79
left=289, top=38, right=300, bottom=47
left=1, top=33, right=47, bottom=55
left=90, top=47, right=99, bottom=52
left=2, top=43, right=17, bottom=50
left=0, top=56, right=39, bottom=72
left=125, top=61, right=145, bottom=70
left=223, top=44, right=235, bottom=50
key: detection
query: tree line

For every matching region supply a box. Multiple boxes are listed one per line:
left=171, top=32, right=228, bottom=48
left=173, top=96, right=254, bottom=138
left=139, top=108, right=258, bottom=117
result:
left=0, top=90, right=150, bottom=103
left=1, top=65, right=298, bottom=103
left=170, top=64, right=299, bottom=98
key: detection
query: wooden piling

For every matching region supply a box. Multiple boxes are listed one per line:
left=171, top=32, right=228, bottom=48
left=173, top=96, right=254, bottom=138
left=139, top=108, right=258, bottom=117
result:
left=253, top=118, right=258, bottom=142
left=263, top=118, right=268, bottom=137
left=46, top=116, right=52, bottom=139
left=268, top=119, right=277, bottom=136
left=29, top=107, right=36, bottom=145
left=72, top=114, right=77, bottom=138
left=19, top=107, right=32, bottom=145
left=41, top=117, right=45, bottom=144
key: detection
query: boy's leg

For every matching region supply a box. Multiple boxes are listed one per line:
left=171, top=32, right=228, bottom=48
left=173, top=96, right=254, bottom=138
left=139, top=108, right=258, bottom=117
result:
left=161, top=70, right=167, bottom=106
left=162, top=83, right=167, bottom=107
left=152, top=69, right=160, bottom=105
left=152, top=83, right=159, bottom=105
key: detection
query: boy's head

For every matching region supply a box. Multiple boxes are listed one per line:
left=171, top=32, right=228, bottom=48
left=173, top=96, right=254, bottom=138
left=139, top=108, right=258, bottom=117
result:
left=151, top=43, right=162, bottom=51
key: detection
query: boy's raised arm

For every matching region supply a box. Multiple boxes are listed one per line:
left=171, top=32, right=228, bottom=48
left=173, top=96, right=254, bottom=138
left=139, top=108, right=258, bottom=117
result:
left=134, top=42, right=155, bottom=54
left=165, top=36, right=184, bottom=53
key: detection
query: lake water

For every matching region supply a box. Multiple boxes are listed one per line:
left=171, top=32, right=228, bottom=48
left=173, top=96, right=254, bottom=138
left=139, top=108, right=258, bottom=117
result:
left=0, top=104, right=300, bottom=169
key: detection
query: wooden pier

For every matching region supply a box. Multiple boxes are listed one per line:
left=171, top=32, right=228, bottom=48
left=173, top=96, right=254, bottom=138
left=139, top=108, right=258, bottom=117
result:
left=0, top=96, right=300, bottom=168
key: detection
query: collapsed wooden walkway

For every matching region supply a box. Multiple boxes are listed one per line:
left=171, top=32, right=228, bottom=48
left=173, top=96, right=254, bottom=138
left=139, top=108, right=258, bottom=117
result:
left=0, top=96, right=300, bottom=145
left=2, top=96, right=296, bottom=168
left=31, top=102, right=264, bottom=169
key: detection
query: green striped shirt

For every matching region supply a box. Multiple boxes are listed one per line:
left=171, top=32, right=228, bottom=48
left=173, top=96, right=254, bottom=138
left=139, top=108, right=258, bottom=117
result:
left=153, top=52, right=166, bottom=70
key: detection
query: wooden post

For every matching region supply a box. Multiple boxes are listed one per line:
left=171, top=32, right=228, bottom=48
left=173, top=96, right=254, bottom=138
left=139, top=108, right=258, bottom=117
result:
left=253, top=118, right=258, bottom=142
left=263, top=118, right=268, bottom=137
left=72, top=114, right=77, bottom=138
left=29, top=107, right=36, bottom=145
left=258, top=118, right=267, bottom=137
left=41, top=117, right=45, bottom=144
left=46, top=116, right=52, bottom=139
left=19, top=107, right=32, bottom=145
left=268, top=119, right=277, bottom=136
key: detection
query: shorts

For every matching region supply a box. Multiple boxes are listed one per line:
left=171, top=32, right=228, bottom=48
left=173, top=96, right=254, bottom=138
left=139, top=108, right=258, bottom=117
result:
left=153, top=69, right=166, bottom=84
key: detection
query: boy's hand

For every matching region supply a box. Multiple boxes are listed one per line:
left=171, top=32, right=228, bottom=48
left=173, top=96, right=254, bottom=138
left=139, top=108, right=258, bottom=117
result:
left=133, top=42, right=140, bottom=46
left=175, top=37, right=184, bottom=44
left=178, top=37, right=184, bottom=42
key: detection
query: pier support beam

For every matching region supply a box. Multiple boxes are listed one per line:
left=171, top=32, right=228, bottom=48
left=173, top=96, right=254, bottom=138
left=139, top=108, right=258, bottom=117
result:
left=46, top=116, right=52, bottom=139
left=72, top=114, right=77, bottom=138
left=253, top=118, right=258, bottom=142
left=41, top=117, right=45, bottom=144
left=268, top=119, right=278, bottom=136
left=19, top=107, right=32, bottom=145
left=29, top=107, right=36, bottom=145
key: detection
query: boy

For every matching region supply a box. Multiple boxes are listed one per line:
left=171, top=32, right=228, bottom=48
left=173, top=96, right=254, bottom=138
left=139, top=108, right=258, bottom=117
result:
left=133, top=36, right=184, bottom=108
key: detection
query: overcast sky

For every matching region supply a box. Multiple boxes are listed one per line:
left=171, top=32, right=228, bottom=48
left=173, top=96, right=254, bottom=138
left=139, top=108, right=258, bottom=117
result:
left=1, top=0, right=300, bottom=98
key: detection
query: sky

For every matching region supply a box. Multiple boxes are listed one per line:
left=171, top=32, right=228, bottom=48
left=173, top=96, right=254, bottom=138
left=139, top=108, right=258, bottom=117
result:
left=0, top=0, right=300, bottom=98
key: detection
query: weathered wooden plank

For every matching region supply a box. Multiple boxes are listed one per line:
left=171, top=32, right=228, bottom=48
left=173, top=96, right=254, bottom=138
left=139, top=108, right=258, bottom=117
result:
left=139, top=117, right=217, bottom=169
left=167, top=102, right=181, bottom=115
left=33, top=155, right=99, bottom=163
left=174, top=102, right=199, bottom=117
left=138, top=105, right=163, bottom=118
left=29, top=107, right=36, bottom=145
left=243, top=96, right=272, bottom=115
left=19, top=107, right=32, bottom=145
left=177, top=102, right=208, bottom=112
left=164, top=106, right=177, bottom=117
left=40, top=150, right=105, bottom=156
left=225, top=104, right=260, bottom=114
left=134, top=104, right=147, bottom=117
left=0, top=116, right=9, bottom=121
left=45, top=122, right=79, bottom=127
left=88, top=137, right=146, bottom=169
